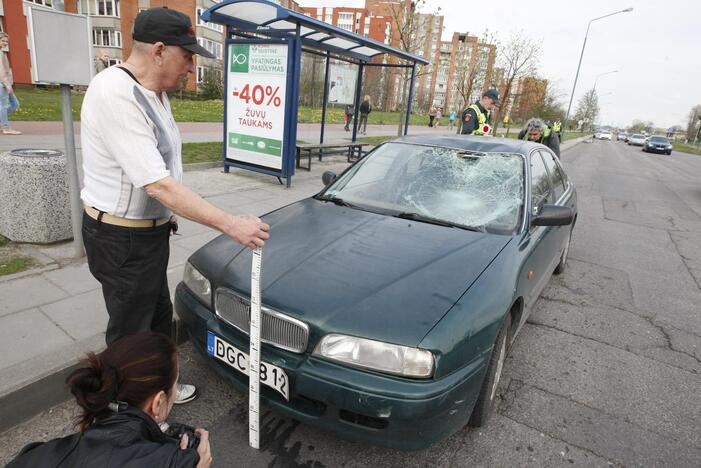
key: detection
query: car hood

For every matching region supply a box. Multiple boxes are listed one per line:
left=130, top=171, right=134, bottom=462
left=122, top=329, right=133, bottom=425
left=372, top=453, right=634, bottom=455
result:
left=201, top=198, right=512, bottom=348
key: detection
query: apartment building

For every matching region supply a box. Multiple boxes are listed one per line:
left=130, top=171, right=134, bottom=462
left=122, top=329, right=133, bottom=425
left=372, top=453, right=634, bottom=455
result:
left=0, top=0, right=302, bottom=92
left=429, top=32, right=496, bottom=113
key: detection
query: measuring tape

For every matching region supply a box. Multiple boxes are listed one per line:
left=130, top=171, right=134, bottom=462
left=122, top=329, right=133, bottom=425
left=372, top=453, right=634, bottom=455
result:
left=249, top=246, right=263, bottom=449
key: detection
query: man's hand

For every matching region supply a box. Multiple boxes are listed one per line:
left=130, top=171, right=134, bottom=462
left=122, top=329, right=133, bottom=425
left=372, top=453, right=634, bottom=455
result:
left=144, top=177, right=270, bottom=248
left=224, top=214, right=270, bottom=249
left=6, top=85, right=13, bottom=95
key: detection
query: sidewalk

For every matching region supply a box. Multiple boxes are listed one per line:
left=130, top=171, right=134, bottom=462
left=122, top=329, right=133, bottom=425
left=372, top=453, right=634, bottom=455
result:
left=0, top=130, right=587, bottom=432
left=0, top=121, right=465, bottom=152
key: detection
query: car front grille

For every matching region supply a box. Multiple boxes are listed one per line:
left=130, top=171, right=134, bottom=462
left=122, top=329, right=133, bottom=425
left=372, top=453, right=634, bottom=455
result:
left=214, top=288, right=309, bottom=353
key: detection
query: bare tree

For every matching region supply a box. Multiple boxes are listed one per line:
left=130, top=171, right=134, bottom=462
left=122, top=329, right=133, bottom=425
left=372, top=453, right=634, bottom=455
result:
left=685, top=104, right=701, bottom=142
left=385, top=0, right=440, bottom=136
left=525, top=81, right=566, bottom=123
left=492, top=31, right=541, bottom=132
left=573, top=88, right=599, bottom=131
left=629, top=120, right=655, bottom=134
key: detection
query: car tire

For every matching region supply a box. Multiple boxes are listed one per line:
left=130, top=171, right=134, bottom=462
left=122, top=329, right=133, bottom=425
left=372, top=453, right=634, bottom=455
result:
left=553, top=228, right=572, bottom=275
left=468, top=314, right=511, bottom=427
left=667, top=151, right=672, bottom=155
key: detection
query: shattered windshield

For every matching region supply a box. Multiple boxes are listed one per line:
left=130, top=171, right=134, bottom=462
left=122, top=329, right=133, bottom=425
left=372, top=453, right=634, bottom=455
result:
left=323, top=143, right=525, bottom=234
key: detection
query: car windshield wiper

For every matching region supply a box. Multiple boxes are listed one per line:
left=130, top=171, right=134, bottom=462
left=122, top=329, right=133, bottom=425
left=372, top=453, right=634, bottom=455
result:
left=316, top=195, right=357, bottom=208
left=394, top=212, right=485, bottom=232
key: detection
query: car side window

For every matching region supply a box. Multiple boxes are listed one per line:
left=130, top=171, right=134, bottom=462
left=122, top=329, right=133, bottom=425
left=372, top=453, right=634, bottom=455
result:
left=540, top=150, right=566, bottom=201
left=530, top=151, right=551, bottom=215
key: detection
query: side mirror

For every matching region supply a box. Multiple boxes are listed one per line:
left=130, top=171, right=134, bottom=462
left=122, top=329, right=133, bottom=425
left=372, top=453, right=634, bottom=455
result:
left=322, top=171, right=337, bottom=186
left=531, top=205, right=574, bottom=227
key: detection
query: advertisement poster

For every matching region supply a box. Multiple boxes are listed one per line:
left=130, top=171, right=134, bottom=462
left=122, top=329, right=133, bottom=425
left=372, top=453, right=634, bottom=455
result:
left=327, top=63, right=357, bottom=105
left=226, top=43, right=288, bottom=170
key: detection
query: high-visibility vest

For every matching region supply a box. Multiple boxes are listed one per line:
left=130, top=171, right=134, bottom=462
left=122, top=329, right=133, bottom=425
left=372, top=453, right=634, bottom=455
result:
left=522, top=126, right=552, bottom=143
left=468, top=104, right=487, bottom=135
left=553, top=121, right=562, bottom=132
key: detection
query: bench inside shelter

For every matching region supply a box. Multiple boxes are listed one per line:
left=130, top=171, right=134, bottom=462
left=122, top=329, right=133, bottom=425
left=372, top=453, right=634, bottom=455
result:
left=296, top=141, right=369, bottom=171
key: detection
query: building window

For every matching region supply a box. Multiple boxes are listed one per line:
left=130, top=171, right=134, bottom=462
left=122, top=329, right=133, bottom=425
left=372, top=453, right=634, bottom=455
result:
left=93, top=29, right=122, bottom=48
left=78, top=0, right=120, bottom=17
left=196, top=38, right=222, bottom=60
left=197, top=66, right=205, bottom=84
left=26, top=0, right=54, bottom=7
left=108, top=58, right=122, bottom=67
left=196, top=8, right=224, bottom=32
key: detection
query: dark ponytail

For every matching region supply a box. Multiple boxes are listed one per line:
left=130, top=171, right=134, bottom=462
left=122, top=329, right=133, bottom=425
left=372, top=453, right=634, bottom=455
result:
left=66, top=332, right=177, bottom=430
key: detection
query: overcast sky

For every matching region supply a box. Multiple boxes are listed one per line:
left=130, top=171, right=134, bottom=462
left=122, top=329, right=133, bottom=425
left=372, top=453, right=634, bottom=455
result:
left=299, top=0, right=701, bottom=129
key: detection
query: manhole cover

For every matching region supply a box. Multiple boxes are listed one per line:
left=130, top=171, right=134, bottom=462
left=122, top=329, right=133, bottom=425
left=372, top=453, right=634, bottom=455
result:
left=9, top=149, right=63, bottom=158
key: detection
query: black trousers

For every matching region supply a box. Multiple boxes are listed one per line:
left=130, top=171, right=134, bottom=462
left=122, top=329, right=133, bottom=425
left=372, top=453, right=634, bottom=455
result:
left=82, top=212, right=172, bottom=345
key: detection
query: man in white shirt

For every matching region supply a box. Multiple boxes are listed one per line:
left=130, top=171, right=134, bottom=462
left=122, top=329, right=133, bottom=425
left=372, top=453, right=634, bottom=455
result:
left=81, top=7, right=270, bottom=404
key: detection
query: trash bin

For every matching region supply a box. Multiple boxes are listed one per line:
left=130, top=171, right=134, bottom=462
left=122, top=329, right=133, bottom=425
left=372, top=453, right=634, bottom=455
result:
left=0, top=149, right=72, bottom=243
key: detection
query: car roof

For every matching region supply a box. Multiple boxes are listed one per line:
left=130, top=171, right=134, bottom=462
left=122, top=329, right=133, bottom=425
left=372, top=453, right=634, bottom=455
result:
left=388, top=135, right=540, bottom=155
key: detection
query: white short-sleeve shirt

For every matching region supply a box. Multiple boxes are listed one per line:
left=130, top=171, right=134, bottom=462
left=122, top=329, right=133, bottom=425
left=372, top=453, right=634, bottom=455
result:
left=80, top=66, right=183, bottom=219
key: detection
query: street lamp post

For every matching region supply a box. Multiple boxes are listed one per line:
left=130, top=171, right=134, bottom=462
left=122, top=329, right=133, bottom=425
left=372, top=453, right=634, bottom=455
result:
left=594, top=70, right=619, bottom=91
left=564, top=8, right=633, bottom=133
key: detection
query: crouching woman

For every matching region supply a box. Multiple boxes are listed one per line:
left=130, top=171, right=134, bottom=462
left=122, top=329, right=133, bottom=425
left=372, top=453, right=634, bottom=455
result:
left=7, top=332, right=212, bottom=468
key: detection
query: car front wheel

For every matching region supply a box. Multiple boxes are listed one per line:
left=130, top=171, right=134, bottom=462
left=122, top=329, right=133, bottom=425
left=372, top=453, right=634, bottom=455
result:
left=554, top=228, right=572, bottom=275
left=469, top=314, right=511, bottom=427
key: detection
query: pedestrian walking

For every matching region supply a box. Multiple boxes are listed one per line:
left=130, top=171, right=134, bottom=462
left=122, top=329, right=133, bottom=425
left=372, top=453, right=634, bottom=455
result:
left=448, top=108, right=456, bottom=130
left=435, top=107, right=442, bottom=128
left=461, top=89, right=500, bottom=135
left=358, top=95, right=372, bottom=135
left=343, top=104, right=353, bottom=131
left=79, top=7, right=270, bottom=405
left=0, top=32, right=21, bottom=135
left=95, top=49, right=111, bottom=74
left=428, top=106, right=436, bottom=127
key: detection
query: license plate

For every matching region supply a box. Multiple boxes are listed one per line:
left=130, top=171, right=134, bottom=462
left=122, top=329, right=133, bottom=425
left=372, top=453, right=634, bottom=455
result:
left=207, top=331, right=289, bottom=400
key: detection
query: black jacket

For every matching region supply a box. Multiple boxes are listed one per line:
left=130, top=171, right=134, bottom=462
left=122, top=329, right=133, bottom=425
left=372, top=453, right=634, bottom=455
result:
left=517, top=127, right=561, bottom=157
left=7, top=407, right=199, bottom=468
left=359, top=100, right=371, bottom=114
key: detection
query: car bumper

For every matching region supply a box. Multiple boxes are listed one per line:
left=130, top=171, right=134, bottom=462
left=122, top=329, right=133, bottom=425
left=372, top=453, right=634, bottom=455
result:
left=644, top=146, right=670, bottom=153
left=629, top=141, right=644, bottom=146
left=175, top=283, right=487, bottom=450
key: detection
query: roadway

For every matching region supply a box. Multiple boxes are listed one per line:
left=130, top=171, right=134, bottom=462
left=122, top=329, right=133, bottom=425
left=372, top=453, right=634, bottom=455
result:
left=1, top=139, right=700, bottom=467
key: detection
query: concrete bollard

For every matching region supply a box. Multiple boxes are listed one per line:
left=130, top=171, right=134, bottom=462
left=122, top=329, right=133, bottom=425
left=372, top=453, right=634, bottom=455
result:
left=0, top=149, right=72, bottom=243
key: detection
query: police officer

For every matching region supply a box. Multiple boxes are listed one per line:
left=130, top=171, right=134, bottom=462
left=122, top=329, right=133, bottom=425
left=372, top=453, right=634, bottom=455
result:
left=461, top=89, right=500, bottom=135
left=519, top=117, right=561, bottom=157
left=552, top=119, right=562, bottom=141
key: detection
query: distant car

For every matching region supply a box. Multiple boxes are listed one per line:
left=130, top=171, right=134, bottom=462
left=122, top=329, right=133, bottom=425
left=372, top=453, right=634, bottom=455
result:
left=628, top=134, right=646, bottom=146
left=643, top=135, right=673, bottom=155
left=175, top=135, right=577, bottom=449
left=595, top=130, right=612, bottom=140
left=617, top=133, right=629, bottom=142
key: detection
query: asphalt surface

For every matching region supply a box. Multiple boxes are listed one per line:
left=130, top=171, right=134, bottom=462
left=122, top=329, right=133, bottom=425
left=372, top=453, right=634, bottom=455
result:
left=2, top=140, right=700, bottom=467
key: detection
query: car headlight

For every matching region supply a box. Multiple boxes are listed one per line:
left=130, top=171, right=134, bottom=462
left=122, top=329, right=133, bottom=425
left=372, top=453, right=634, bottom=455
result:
left=183, top=262, right=211, bottom=306
left=313, top=334, right=434, bottom=378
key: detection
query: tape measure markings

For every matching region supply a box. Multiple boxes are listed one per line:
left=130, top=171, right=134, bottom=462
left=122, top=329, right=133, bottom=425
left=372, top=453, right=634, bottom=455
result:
left=249, top=246, right=263, bottom=449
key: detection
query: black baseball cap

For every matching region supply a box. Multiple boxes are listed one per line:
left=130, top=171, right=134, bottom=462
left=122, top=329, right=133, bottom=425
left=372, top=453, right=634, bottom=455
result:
left=133, top=7, right=215, bottom=59
left=482, top=88, right=501, bottom=106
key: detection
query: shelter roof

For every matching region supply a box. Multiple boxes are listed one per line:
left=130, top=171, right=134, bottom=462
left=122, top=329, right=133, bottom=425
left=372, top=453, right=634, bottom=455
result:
left=201, top=0, right=429, bottom=65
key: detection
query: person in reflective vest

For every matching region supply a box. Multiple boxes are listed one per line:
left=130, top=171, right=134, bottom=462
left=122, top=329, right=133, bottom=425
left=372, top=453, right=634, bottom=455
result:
left=461, top=88, right=500, bottom=135
left=553, top=119, right=562, bottom=141
left=519, top=117, right=561, bottom=157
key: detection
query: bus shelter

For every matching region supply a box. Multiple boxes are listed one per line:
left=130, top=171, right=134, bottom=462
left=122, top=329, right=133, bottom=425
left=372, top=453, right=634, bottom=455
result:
left=201, top=0, right=429, bottom=187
